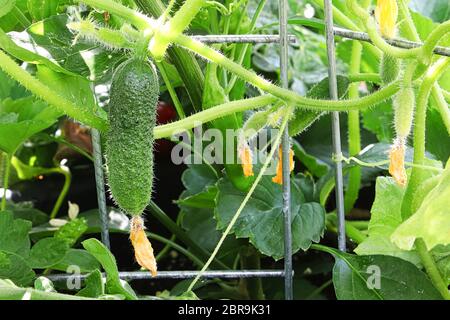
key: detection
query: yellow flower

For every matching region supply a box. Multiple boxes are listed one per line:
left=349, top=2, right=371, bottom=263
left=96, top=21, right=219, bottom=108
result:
left=130, top=216, right=157, bottom=276
left=389, top=142, right=407, bottom=186
left=238, top=142, right=254, bottom=177
left=272, top=146, right=295, bottom=185
left=375, top=0, right=398, bottom=38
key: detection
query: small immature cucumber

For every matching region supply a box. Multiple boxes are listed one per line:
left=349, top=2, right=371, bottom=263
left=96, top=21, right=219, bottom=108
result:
left=393, top=86, right=415, bottom=139
left=106, top=58, right=159, bottom=215
left=380, top=53, right=400, bottom=85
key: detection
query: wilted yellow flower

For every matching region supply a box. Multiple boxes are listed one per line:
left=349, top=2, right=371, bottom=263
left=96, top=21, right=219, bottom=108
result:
left=272, top=146, right=295, bottom=185
left=389, top=142, right=407, bottom=186
left=130, top=216, right=157, bottom=276
left=238, top=142, right=254, bottom=177
left=375, top=0, right=398, bottom=38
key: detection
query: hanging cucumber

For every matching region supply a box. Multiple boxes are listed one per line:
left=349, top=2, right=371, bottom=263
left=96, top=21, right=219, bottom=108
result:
left=105, top=57, right=159, bottom=276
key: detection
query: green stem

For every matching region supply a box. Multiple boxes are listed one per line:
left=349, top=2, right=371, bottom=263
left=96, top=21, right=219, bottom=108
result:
left=155, top=61, right=186, bottom=118
left=0, top=50, right=108, bottom=131
left=415, top=238, right=450, bottom=300
left=149, top=0, right=206, bottom=59
left=401, top=57, right=450, bottom=219
left=186, top=106, right=293, bottom=293
left=74, top=0, right=152, bottom=30
left=344, top=40, right=362, bottom=213
left=49, top=167, right=72, bottom=219
left=431, top=86, right=450, bottom=135
left=154, top=95, right=277, bottom=138
left=173, top=34, right=400, bottom=111
left=348, top=73, right=381, bottom=84
left=398, top=0, right=421, bottom=42
left=420, top=20, right=450, bottom=65
left=1, top=154, right=12, bottom=211
left=305, top=279, right=332, bottom=300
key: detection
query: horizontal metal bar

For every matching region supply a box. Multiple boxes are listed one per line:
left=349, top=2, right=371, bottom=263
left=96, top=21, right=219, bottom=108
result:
left=332, top=26, right=450, bottom=57
left=190, top=27, right=449, bottom=57
left=191, top=35, right=297, bottom=44
left=46, top=270, right=289, bottom=282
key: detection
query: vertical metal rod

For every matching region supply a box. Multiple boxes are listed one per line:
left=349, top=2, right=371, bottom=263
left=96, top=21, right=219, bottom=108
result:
left=90, top=84, right=110, bottom=249
left=278, top=0, right=293, bottom=300
left=323, top=0, right=346, bottom=252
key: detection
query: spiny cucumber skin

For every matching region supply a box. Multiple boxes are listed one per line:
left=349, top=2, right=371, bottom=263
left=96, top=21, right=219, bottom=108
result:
left=106, top=58, right=159, bottom=216
left=394, top=87, right=415, bottom=139
left=380, top=53, right=399, bottom=85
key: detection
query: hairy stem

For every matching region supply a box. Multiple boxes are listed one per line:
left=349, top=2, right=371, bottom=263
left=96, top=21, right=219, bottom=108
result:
left=431, top=86, right=450, bottom=135
left=174, top=34, right=400, bottom=111
left=401, top=57, right=450, bottom=219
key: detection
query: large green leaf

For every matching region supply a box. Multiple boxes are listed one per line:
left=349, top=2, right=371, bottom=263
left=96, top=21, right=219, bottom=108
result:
left=355, top=177, right=420, bottom=265
left=0, top=96, right=60, bottom=153
left=315, top=246, right=442, bottom=300
left=215, top=173, right=325, bottom=260
left=27, top=237, right=69, bottom=269
left=82, top=238, right=137, bottom=300
left=50, top=249, right=101, bottom=273
left=392, top=162, right=450, bottom=251
left=7, top=14, right=123, bottom=80
left=0, top=210, right=31, bottom=258
left=0, top=251, right=35, bottom=286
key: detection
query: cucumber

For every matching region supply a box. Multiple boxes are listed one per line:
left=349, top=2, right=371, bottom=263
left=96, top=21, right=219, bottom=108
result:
left=380, top=53, right=399, bottom=85
left=393, top=86, right=415, bottom=140
left=106, top=58, right=159, bottom=215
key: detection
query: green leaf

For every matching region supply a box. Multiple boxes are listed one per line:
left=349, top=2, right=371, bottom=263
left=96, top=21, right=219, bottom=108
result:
left=34, top=276, right=56, bottom=292
left=6, top=14, right=122, bottom=80
left=50, top=249, right=101, bottom=273
left=354, top=177, right=413, bottom=258
left=0, top=97, right=60, bottom=153
left=215, top=173, right=325, bottom=259
left=28, top=237, right=69, bottom=268
left=409, top=0, right=450, bottom=23
left=362, top=100, right=394, bottom=142
left=36, top=65, right=106, bottom=120
left=315, top=246, right=442, bottom=300
left=176, top=164, right=218, bottom=208
left=432, top=245, right=450, bottom=285
left=392, top=163, right=450, bottom=251
left=82, top=238, right=137, bottom=300
left=292, top=140, right=329, bottom=178
left=0, top=1, right=15, bottom=21
left=76, top=269, right=104, bottom=298
left=0, top=251, right=35, bottom=286
left=54, top=218, right=88, bottom=247
left=0, top=210, right=31, bottom=257
left=7, top=205, right=48, bottom=227
left=27, top=0, right=60, bottom=21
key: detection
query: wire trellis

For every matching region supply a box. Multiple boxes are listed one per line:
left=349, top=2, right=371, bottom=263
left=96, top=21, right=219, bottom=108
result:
left=46, top=2, right=450, bottom=300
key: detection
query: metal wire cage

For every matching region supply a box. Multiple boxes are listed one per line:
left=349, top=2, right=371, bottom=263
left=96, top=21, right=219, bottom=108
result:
left=45, top=0, right=449, bottom=300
